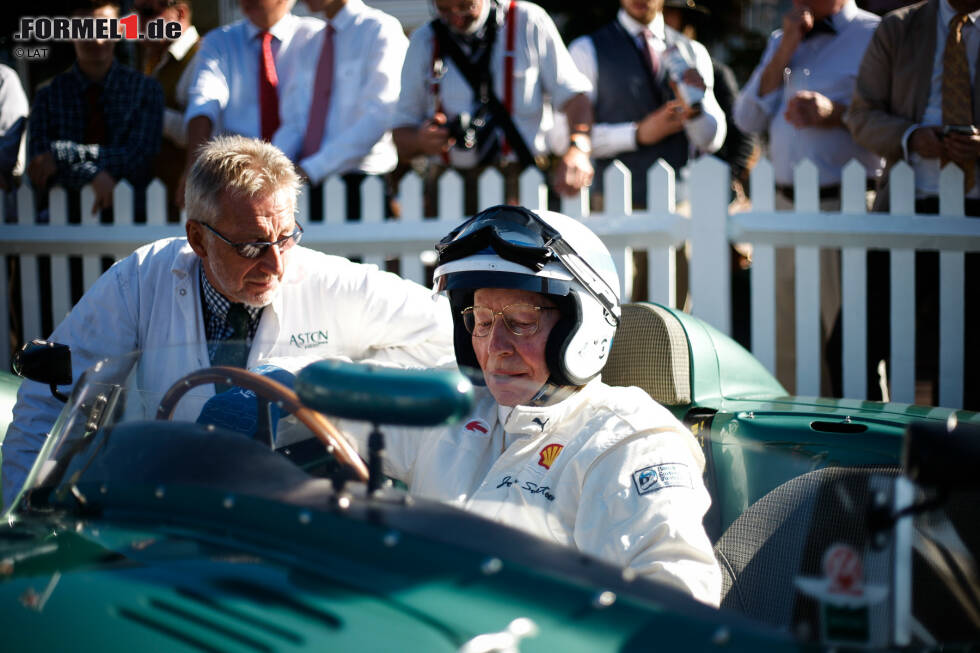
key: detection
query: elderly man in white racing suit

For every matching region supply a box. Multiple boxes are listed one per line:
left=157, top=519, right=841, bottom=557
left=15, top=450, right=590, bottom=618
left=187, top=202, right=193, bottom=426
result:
left=2, top=135, right=454, bottom=508
left=341, top=205, right=721, bottom=606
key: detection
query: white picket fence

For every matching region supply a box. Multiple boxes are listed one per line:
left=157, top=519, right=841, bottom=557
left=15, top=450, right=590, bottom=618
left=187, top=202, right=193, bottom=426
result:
left=1, top=156, right=978, bottom=407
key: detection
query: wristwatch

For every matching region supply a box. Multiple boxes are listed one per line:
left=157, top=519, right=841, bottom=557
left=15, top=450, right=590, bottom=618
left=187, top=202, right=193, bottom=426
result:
left=569, top=133, right=592, bottom=155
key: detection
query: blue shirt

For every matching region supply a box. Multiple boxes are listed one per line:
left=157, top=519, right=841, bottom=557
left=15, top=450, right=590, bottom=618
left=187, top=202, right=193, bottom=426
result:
left=733, top=1, right=883, bottom=186
left=28, top=61, right=163, bottom=189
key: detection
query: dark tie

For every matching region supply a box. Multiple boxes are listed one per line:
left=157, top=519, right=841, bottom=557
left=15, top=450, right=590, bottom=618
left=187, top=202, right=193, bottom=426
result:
left=258, top=30, right=280, bottom=141
left=84, top=84, right=106, bottom=145
left=301, top=24, right=336, bottom=159
left=640, top=28, right=661, bottom=78
left=943, top=13, right=975, bottom=192
left=803, top=17, right=836, bottom=40
left=212, top=303, right=250, bottom=392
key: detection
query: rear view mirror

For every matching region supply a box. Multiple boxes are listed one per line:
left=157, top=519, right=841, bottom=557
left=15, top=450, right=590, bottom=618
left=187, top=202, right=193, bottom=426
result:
left=12, top=340, right=72, bottom=402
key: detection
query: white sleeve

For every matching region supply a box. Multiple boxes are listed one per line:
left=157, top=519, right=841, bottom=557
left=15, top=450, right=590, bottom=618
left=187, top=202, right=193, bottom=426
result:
left=733, top=33, right=784, bottom=135
left=392, top=27, right=434, bottom=129
left=567, top=35, right=638, bottom=158
left=1, top=257, right=141, bottom=508
left=573, top=429, right=721, bottom=606
left=526, top=3, right=591, bottom=110
left=184, top=32, right=230, bottom=128
left=683, top=41, right=726, bottom=154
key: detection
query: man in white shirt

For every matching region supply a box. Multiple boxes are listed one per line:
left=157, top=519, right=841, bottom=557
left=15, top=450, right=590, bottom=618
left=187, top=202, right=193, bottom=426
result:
left=846, top=0, right=980, bottom=409
left=179, top=0, right=323, bottom=205
left=393, top=0, right=594, bottom=212
left=567, top=0, right=726, bottom=210
left=734, top=0, right=882, bottom=397
left=275, top=0, right=407, bottom=219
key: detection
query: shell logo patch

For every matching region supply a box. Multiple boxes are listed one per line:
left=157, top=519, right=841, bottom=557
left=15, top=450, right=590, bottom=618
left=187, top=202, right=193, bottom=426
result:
left=537, top=443, right=563, bottom=469
left=464, top=419, right=490, bottom=434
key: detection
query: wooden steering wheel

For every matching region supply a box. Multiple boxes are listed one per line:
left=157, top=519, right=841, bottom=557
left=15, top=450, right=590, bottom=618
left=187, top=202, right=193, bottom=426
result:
left=155, top=366, right=369, bottom=483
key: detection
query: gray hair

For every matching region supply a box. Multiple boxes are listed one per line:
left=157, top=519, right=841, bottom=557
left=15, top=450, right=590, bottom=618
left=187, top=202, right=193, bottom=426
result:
left=184, top=135, right=300, bottom=226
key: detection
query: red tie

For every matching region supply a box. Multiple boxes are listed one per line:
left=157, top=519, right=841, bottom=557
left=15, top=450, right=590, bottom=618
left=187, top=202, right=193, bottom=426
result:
left=301, top=24, right=335, bottom=158
left=258, top=30, right=280, bottom=141
left=641, top=28, right=660, bottom=78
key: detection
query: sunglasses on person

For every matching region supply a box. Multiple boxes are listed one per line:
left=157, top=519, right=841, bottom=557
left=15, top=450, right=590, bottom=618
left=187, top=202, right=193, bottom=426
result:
left=197, top=221, right=304, bottom=259
left=461, top=304, right=558, bottom=337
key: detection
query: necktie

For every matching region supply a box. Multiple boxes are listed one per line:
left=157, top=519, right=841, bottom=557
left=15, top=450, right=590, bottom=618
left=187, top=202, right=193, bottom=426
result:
left=803, top=17, right=836, bottom=40
left=83, top=84, right=106, bottom=145
left=300, top=24, right=336, bottom=159
left=212, top=303, right=251, bottom=392
left=258, top=30, right=280, bottom=141
left=943, top=13, right=975, bottom=192
left=640, top=29, right=660, bottom=78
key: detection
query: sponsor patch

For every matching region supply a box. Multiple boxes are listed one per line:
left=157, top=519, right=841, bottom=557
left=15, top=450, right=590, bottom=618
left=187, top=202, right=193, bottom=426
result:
left=537, top=443, right=563, bottom=469
left=632, top=463, right=693, bottom=495
left=464, top=419, right=490, bottom=435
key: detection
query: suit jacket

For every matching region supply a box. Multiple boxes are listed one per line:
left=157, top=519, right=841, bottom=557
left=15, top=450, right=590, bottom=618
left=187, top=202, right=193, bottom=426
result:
left=846, top=0, right=980, bottom=204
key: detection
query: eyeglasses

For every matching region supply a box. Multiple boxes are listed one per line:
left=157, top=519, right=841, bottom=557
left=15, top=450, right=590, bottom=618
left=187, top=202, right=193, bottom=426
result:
left=434, top=0, right=481, bottom=17
left=198, top=221, right=303, bottom=259
left=461, top=304, right=557, bottom=337
left=135, top=0, right=176, bottom=20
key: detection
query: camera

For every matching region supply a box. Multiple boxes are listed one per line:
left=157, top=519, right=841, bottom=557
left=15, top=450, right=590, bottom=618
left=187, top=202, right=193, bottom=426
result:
left=446, top=111, right=479, bottom=150
left=445, top=107, right=501, bottom=169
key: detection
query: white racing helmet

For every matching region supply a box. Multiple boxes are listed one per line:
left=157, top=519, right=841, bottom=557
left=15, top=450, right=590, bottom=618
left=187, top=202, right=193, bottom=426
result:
left=433, top=205, right=621, bottom=387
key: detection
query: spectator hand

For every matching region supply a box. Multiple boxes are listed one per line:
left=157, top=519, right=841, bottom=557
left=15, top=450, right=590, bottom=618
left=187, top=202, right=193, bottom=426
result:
left=90, top=170, right=116, bottom=214
left=636, top=99, right=688, bottom=146
left=783, top=91, right=837, bottom=128
left=27, top=152, right=57, bottom=191
left=417, top=112, right=452, bottom=156
left=553, top=144, right=594, bottom=196
left=943, top=130, right=980, bottom=166
left=780, top=6, right=814, bottom=52
left=909, top=127, right=946, bottom=159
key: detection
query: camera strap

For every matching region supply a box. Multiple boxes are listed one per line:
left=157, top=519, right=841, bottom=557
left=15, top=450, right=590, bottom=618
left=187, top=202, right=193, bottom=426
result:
left=430, top=2, right=539, bottom=170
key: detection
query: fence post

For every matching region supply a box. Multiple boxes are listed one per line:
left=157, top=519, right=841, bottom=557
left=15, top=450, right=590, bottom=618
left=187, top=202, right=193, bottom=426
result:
left=938, top=165, right=966, bottom=408
left=601, top=161, right=633, bottom=302
left=398, top=174, right=426, bottom=285
left=793, top=160, right=821, bottom=396
left=647, top=160, right=677, bottom=308
left=888, top=162, right=917, bottom=404
left=840, top=159, right=869, bottom=399
left=749, top=158, right=776, bottom=375
left=689, top=155, right=731, bottom=335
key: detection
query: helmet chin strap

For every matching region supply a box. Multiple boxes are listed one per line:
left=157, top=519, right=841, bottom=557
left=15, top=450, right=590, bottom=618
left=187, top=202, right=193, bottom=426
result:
left=527, top=380, right=581, bottom=407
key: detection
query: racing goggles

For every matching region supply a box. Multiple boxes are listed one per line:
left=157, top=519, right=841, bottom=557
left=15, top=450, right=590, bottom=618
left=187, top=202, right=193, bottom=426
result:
left=436, top=207, right=620, bottom=325
left=199, top=221, right=304, bottom=260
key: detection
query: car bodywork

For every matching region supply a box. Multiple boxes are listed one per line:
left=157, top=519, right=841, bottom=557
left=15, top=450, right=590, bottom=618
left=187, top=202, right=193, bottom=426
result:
left=0, top=302, right=976, bottom=651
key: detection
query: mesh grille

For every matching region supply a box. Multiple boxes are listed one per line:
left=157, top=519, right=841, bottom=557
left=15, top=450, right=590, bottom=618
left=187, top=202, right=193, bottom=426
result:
left=714, top=465, right=899, bottom=628
left=601, top=303, right=691, bottom=405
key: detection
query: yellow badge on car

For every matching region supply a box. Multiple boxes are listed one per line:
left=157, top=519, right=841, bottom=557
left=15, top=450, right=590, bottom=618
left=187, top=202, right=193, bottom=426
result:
left=537, top=443, right=563, bottom=469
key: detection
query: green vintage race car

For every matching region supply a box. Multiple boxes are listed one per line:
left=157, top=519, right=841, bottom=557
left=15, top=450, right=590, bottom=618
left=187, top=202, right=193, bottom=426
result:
left=0, top=302, right=976, bottom=652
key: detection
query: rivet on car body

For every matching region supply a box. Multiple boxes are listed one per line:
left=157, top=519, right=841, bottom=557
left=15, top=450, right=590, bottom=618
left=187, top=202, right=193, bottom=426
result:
left=383, top=531, right=399, bottom=547
left=712, top=627, right=730, bottom=645
left=154, top=486, right=165, bottom=499
left=621, top=567, right=637, bottom=582
left=592, top=590, right=616, bottom=608
left=481, top=557, right=503, bottom=575
left=223, top=496, right=235, bottom=509
left=298, top=510, right=312, bottom=524
left=337, top=496, right=351, bottom=510
left=99, top=485, right=108, bottom=494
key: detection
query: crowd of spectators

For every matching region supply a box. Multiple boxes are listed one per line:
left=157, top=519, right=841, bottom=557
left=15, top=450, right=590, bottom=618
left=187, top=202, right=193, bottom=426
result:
left=2, top=0, right=978, bottom=408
